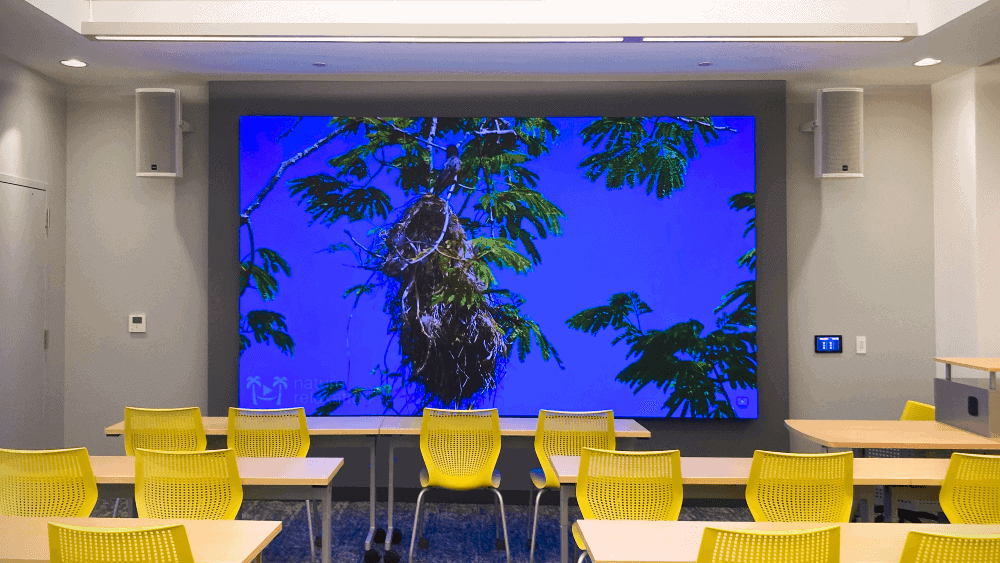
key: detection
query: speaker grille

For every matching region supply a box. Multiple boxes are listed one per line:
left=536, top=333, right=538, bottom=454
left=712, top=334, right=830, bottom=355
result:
left=817, top=89, right=863, bottom=178
left=136, top=89, right=180, bottom=177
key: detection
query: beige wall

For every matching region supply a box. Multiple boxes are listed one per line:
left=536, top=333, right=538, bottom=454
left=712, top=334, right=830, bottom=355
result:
left=0, top=53, right=66, bottom=448
left=788, top=89, right=937, bottom=451
left=64, top=85, right=209, bottom=454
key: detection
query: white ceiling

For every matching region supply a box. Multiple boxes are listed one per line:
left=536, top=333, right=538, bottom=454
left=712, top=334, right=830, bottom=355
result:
left=1, top=0, right=999, bottom=97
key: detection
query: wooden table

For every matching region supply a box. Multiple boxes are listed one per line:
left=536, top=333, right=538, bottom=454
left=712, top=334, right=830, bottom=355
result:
left=936, top=356, right=1000, bottom=388
left=574, top=520, right=1000, bottom=563
left=106, top=416, right=383, bottom=552
left=0, top=515, right=282, bottom=563
left=89, top=456, right=342, bottom=563
left=549, top=456, right=939, bottom=563
left=785, top=419, right=1000, bottom=451
left=378, top=417, right=650, bottom=555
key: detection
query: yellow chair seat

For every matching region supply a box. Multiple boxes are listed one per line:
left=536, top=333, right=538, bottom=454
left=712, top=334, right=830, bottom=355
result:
left=571, top=521, right=587, bottom=550
left=48, top=522, right=195, bottom=563
left=420, top=467, right=500, bottom=488
left=530, top=468, right=552, bottom=490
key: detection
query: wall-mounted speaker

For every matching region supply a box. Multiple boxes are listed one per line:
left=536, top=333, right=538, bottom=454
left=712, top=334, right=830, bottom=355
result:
left=136, top=88, right=187, bottom=178
left=814, top=88, right=864, bottom=179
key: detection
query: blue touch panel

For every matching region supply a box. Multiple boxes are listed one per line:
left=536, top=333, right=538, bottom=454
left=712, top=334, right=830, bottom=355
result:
left=239, top=116, right=757, bottom=419
left=815, top=335, right=843, bottom=354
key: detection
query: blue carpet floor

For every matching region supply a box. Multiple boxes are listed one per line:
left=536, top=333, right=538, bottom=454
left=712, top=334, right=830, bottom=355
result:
left=92, top=499, right=752, bottom=563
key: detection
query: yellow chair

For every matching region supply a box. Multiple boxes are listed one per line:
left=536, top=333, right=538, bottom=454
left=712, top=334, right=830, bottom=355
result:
left=124, top=406, right=207, bottom=455
left=529, top=410, right=615, bottom=562
left=572, top=448, right=683, bottom=563
left=0, top=447, right=98, bottom=517
left=898, top=530, right=1000, bottom=563
left=409, top=408, right=509, bottom=563
left=901, top=400, right=935, bottom=421
left=228, top=407, right=315, bottom=562
left=48, top=522, right=195, bottom=563
left=696, top=525, right=840, bottom=563
left=134, top=447, right=243, bottom=520
left=939, top=452, right=1000, bottom=524
left=745, top=450, right=854, bottom=523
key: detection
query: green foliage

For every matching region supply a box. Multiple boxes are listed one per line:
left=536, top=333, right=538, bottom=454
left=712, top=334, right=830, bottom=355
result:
left=241, top=310, right=294, bottom=356
left=240, top=247, right=290, bottom=300
left=475, top=187, right=566, bottom=264
left=493, top=298, right=563, bottom=367
left=288, top=174, right=393, bottom=225
left=343, top=283, right=377, bottom=306
left=579, top=117, right=721, bottom=199
left=565, top=291, right=652, bottom=345
left=469, top=237, right=533, bottom=281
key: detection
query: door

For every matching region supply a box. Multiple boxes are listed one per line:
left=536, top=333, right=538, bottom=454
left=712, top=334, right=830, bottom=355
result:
left=0, top=179, right=47, bottom=448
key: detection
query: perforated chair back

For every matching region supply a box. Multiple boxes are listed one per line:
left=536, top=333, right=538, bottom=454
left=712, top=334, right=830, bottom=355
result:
left=420, top=408, right=501, bottom=490
left=939, top=452, right=1000, bottom=524
left=134, top=448, right=243, bottom=519
left=48, top=522, right=195, bottom=563
left=745, top=450, right=854, bottom=523
left=577, top=447, right=683, bottom=521
left=227, top=407, right=310, bottom=457
left=696, top=525, right=840, bottom=563
left=898, top=530, right=1000, bottom=563
left=901, top=401, right=935, bottom=422
left=124, top=407, right=207, bottom=455
left=534, top=410, right=615, bottom=489
left=0, top=447, right=98, bottom=517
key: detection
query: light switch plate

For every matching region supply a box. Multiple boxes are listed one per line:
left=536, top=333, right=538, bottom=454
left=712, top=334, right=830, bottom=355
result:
left=128, top=312, right=146, bottom=333
left=856, top=335, right=866, bottom=354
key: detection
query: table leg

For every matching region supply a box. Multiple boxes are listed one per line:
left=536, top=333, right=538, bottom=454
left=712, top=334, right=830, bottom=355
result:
left=560, top=484, right=573, bottom=563
left=365, top=437, right=376, bottom=551
left=322, top=482, right=332, bottom=563
left=884, top=485, right=894, bottom=523
left=385, top=436, right=397, bottom=551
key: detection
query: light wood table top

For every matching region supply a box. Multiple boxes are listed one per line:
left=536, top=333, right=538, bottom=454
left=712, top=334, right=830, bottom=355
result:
left=0, top=516, right=282, bottom=563
left=550, top=455, right=950, bottom=486
left=935, top=357, right=1000, bottom=371
left=377, top=416, right=651, bottom=438
left=105, top=416, right=385, bottom=436
left=89, top=456, right=344, bottom=486
left=785, top=419, right=1000, bottom=449
left=575, top=520, right=1000, bottom=563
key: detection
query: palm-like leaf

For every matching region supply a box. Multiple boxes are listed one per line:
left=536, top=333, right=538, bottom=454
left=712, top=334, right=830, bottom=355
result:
left=241, top=310, right=294, bottom=356
left=288, top=174, right=393, bottom=225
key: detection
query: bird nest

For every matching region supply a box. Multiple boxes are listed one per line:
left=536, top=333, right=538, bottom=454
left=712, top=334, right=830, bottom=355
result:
left=380, top=194, right=506, bottom=408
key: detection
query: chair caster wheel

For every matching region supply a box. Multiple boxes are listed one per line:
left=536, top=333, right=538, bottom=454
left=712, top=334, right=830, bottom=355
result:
left=373, top=529, right=387, bottom=544
left=391, top=529, right=403, bottom=544
left=496, top=539, right=506, bottom=551
left=418, top=537, right=429, bottom=550
left=526, top=539, right=536, bottom=549
left=383, top=550, right=401, bottom=563
left=314, top=536, right=323, bottom=548
left=363, top=549, right=381, bottom=563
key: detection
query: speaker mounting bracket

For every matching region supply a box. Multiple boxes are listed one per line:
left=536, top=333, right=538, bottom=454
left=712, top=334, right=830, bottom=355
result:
left=799, top=120, right=818, bottom=133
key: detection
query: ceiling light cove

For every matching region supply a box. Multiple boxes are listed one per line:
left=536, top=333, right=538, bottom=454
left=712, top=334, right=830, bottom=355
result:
left=93, top=36, right=625, bottom=43
left=913, top=57, right=942, bottom=66
left=60, top=59, right=88, bottom=67
left=643, top=36, right=905, bottom=42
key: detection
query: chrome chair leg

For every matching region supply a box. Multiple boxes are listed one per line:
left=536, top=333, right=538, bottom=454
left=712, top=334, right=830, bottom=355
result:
left=112, top=498, right=120, bottom=518
left=529, top=488, right=546, bottom=563
left=408, top=488, right=430, bottom=563
left=305, top=500, right=316, bottom=563
left=491, top=489, right=511, bottom=563
left=577, top=551, right=588, bottom=563
left=494, top=494, right=501, bottom=539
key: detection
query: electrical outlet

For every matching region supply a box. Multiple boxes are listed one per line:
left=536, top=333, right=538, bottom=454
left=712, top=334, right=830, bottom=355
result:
left=856, top=336, right=866, bottom=354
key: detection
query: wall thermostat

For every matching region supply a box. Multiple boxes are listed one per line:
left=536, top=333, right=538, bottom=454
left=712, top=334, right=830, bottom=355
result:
left=128, top=312, right=147, bottom=333
left=815, top=335, right=842, bottom=353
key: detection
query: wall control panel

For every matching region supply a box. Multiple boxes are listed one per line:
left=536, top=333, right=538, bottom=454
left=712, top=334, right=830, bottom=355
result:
left=128, top=312, right=146, bottom=333
left=815, top=335, right=842, bottom=353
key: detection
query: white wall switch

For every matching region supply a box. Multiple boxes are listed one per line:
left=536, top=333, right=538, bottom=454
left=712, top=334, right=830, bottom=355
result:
left=856, top=335, right=866, bottom=354
left=128, top=312, right=147, bottom=333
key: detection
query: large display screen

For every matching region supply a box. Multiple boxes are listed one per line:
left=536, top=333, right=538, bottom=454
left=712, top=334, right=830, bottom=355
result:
left=239, top=116, right=757, bottom=418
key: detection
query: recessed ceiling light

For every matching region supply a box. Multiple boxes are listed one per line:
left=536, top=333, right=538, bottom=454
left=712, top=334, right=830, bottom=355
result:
left=60, top=59, right=87, bottom=67
left=913, top=57, right=942, bottom=67
left=698, top=61, right=712, bottom=67
left=643, top=36, right=905, bottom=42
left=94, top=36, right=625, bottom=43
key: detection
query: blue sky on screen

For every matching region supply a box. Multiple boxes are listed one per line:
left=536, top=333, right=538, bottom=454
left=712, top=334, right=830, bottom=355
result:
left=239, top=116, right=757, bottom=418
